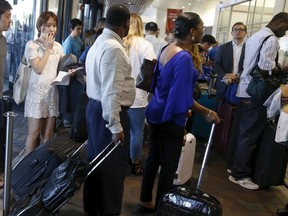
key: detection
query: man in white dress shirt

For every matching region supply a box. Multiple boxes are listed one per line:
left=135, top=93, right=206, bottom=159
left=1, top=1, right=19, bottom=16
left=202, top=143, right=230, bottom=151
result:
left=84, top=4, right=135, bottom=215
left=214, top=22, right=247, bottom=103
left=229, top=12, right=288, bottom=190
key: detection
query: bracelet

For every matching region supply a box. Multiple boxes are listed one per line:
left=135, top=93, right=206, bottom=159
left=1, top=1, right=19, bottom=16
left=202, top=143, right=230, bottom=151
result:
left=206, top=109, right=211, bottom=118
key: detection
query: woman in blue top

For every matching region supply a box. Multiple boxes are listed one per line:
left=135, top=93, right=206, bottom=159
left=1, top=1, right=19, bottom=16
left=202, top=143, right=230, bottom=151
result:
left=138, top=12, right=220, bottom=213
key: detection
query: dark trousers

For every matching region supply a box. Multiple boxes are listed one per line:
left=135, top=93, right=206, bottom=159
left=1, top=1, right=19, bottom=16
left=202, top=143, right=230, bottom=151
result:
left=83, top=99, right=130, bottom=216
left=58, top=78, right=85, bottom=123
left=232, top=98, right=267, bottom=179
left=140, top=121, right=184, bottom=208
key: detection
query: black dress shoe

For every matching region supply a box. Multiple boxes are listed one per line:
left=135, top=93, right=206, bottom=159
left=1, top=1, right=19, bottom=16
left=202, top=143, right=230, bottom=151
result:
left=276, top=208, right=288, bottom=216
left=137, top=204, right=155, bottom=214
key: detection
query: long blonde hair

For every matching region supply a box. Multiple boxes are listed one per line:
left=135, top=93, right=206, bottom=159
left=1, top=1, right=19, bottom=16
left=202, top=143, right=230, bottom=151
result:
left=123, top=13, right=144, bottom=56
left=190, top=44, right=202, bottom=74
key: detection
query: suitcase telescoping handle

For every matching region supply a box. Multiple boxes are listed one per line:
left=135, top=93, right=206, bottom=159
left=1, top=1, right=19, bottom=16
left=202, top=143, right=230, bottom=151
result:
left=85, top=140, right=121, bottom=179
left=70, top=140, right=88, bottom=158
left=196, top=123, right=215, bottom=190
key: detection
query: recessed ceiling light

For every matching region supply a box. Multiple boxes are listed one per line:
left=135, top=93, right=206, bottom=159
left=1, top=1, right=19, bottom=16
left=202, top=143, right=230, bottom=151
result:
left=182, top=6, right=185, bottom=8
left=124, top=2, right=135, bottom=5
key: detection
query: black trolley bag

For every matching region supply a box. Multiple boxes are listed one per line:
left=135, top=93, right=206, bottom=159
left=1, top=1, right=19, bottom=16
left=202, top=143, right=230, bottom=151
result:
left=157, top=124, right=222, bottom=216
left=70, top=87, right=89, bottom=141
left=252, top=121, right=288, bottom=188
left=9, top=140, right=121, bottom=216
left=11, top=135, right=77, bottom=198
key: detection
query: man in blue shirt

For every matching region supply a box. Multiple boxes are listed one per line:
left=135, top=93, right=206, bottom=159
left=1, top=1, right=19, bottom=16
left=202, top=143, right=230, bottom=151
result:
left=62, top=18, right=83, bottom=59
left=61, top=18, right=83, bottom=128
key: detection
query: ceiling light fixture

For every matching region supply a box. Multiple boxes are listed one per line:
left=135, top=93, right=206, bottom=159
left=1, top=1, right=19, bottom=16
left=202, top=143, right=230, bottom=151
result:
left=124, top=2, right=136, bottom=5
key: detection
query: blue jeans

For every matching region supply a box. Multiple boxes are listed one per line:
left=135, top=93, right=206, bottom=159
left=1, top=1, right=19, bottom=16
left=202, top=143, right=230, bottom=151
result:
left=128, top=107, right=146, bottom=161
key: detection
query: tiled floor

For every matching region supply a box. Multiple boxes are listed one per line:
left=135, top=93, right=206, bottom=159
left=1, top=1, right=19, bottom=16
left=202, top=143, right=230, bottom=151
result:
left=0, top=90, right=288, bottom=216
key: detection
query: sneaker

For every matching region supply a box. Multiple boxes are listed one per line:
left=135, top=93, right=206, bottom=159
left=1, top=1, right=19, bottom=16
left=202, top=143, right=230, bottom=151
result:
left=63, top=119, right=71, bottom=128
left=276, top=208, right=288, bottom=216
left=229, top=175, right=259, bottom=190
left=227, top=169, right=232, bottom=174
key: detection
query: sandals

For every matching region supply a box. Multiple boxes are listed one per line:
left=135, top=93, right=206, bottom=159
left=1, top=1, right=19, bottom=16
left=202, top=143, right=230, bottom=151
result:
left=137, top=204, right=155, bottom=213
left=131, top=163, right=144, bottom=175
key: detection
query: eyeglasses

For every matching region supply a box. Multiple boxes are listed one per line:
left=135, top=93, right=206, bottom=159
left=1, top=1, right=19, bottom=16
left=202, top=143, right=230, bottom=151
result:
left=232, top=28, right=245, bottom=32
left=197, top=26, right=206, bottom=30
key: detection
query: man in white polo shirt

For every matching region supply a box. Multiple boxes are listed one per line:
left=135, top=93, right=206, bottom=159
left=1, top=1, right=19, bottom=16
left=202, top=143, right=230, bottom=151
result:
left=230, top=12, right=288, bottom=190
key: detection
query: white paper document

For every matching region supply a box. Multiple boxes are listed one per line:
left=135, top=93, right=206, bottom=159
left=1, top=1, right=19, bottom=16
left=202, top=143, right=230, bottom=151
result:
left=51, top=71, right=70, bottom=86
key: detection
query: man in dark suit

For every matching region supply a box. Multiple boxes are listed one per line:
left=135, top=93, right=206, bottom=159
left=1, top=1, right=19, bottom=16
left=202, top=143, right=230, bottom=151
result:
left=214, top=22, right=247, bottom=103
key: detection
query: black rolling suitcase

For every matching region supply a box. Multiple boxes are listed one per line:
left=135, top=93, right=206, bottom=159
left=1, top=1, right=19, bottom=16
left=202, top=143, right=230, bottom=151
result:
left=157, top=124, right=222, bottom=216
left=0, top=95, right=13, bottom=173
left=11, top=135, right=76, bottom=198
left=9, top=140, right=121, bottom=216
left=252, top=122, right=288, bottom=188
left=70, top=90, right=89, bottom=141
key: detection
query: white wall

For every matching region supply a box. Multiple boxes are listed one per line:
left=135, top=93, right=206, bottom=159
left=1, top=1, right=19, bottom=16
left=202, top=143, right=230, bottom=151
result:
left=141, top=1, right=218, bottom=40
left=141, top=7, right=167, bottom=39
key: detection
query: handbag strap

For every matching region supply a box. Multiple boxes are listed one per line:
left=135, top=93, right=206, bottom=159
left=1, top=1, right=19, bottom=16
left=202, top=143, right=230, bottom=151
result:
left=21, top=54, right=28, bottom=66
left=254, top=35, right=273, bottom=70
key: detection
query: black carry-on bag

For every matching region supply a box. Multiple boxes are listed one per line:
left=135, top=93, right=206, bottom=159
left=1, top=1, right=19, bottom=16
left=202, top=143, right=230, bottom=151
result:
left=9, top=140, right=121, bottom=216
left=157, top=124, right=222, bottom=216
left=252, top=122, right=288, bottom=188
left=11, top=135, right=76, bottom=198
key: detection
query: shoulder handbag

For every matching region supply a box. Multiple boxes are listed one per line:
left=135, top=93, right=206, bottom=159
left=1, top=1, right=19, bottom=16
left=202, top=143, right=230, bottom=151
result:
left=136, top=58, right=157, bottom=92
left=13, top=55, right=32, bottom=105
left=246, top=35, right=281, bottom=101
left=225, top=83, right=240, bottom=105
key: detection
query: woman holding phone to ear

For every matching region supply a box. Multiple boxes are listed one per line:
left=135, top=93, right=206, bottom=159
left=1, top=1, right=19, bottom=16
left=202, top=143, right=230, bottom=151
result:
left=23, top=11, right=69, bottom=154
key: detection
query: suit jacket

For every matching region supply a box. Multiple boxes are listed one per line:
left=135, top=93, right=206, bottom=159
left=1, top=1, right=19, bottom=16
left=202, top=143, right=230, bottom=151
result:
left=214, top=41, right=245, bottom=101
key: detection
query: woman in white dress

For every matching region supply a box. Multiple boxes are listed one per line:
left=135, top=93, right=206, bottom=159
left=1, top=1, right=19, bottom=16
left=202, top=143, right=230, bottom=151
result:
left=24, top=11, right=70, bottom=154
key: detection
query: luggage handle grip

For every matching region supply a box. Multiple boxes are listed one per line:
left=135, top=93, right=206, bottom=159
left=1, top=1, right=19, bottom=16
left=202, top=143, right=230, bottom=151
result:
left=26, top=166, right=46, bottom=186
left=85, top=141, right=121, bottom=179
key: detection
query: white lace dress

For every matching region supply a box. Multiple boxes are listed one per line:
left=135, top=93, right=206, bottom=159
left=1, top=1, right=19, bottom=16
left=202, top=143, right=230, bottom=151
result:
left=24, top=40, right=64, bottom=118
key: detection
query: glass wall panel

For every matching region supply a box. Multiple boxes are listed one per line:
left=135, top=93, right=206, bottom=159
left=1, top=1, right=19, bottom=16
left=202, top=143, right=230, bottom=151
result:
left=216, top=0, right=275, bottom=42
left=4, top=0, right=39, bottom=89
left=48, top=0, right=59, bottom=14
left=226, top=3, right=249, bottom=42
left=285, top=0, right=288, bottom=11
left=216, top=7, right=231, bottom=44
